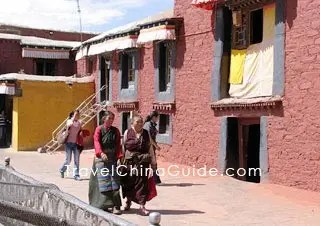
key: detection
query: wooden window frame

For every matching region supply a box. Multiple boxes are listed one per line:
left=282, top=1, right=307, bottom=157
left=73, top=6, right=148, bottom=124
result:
left=231, top=4, right=266, bottom=49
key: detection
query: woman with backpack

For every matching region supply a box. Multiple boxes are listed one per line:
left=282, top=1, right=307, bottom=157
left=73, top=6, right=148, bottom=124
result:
left=59, top=110, right=82, bottom=181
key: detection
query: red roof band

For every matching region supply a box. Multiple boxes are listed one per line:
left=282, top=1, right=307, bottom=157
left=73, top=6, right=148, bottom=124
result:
left=191, top=0, right=219, bottom=10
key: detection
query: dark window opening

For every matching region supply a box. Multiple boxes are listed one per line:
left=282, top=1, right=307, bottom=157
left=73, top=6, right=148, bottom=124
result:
left=223, top=7, right=233, bottom=52
left=159, top=42, right=172, bottom=92
left=35, top=60, right=56, bottom=76
left=121, top=112, right=130, bottom=135
left=121, top=53, right=134, bottom=89
left=159, top=114, right=170, bottom=134
left=250, top=8, right=263, bottom=44
left=100, top=56, right=110, bottom=102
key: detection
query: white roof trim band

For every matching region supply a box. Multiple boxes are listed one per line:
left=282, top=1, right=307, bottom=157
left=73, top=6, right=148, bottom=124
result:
left=87, top=36, right=138, bottom=56
left=137, top=25, right=176, bottom=44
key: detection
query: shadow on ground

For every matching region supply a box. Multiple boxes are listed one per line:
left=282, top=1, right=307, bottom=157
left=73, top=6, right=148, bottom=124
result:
left=63, top=177, right=90, bottom=181
left=124, top=209, right=205, bottom=215
left=157, top=183, right=205, bottom=187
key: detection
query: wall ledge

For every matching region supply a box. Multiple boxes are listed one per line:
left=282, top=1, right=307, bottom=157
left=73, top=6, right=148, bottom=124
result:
left=210, top=96, right=283, bottom=111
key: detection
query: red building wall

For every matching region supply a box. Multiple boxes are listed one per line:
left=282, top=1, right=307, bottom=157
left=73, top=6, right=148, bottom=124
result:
left=0, top=39, right=76, bottom=76
left=165, top=2, right=218, bottom=166
left=97, top=4, right=219, bottom=167
left=0, top=25, right=95, bottom=76
left=76, top=58, right=88, bottom=76
left=0, top=39, right=32, bottom=74
left=267, top=0, right=320, bottom=191
left=0, top=25, right=95, bottom=42
left=173, top=0, right=320, bottom=191
left=78, top=0, right=320, bottom=192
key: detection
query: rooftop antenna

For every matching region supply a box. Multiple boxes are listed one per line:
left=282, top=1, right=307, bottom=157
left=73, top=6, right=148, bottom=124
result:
left=76, top=0, right=83, bottom=43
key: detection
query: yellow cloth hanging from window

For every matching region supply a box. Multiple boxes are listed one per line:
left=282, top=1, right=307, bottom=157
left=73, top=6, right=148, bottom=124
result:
left=229, top=49, right=246, bottom=84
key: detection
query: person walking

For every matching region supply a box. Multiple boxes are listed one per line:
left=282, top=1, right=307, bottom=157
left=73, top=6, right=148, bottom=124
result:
left=144, top=111, right=162, bottom=185
left=59, top=110, right=82, bottom=180
left=121, top=115, right=157, bottom=216
left=88, top=111, right=123, bottom=215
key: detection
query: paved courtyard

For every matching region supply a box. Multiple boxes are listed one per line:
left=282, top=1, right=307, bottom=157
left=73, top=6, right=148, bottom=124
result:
left=1, top=149, right=320, bottom=226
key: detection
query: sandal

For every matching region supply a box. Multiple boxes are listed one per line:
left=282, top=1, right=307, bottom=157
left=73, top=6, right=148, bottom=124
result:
left=139, top=207, right=150, bottom=216
left=113, top=207, right=122, bottom=215
left=124, top=201, right=132, bottom=211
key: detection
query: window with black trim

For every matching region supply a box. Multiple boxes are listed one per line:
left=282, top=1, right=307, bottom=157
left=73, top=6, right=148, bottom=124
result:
left=159, top=114, right=170, bottom=134
left=35, top=59, right=56, bottom=76
left=158, top=42, right=172, bottom=92
left=121, top=53, right=135, bottom=89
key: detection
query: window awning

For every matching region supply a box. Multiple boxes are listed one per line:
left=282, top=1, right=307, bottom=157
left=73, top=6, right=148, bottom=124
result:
left=113, top=101, right=139, bottom=111
left=191, top=0, right=218, bottom=10
left=0, top=83, right=15, bottom=95
left=22, top=48, right=70, bottom=59
left=137, top=25, right=176, bottom=44
left=75, top=46, right=89, bottom=61
left=152, top=102, right=175, bottom=112
left=87, top=35, right=138, bottom=57
left=87, top=42, right=106, bottom=56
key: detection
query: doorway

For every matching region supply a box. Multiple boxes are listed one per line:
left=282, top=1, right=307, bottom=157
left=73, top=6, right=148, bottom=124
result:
left=121, top=112, right=130, bottom=135
left=0, top=94, right=13, bottom=148
left=100, top=56, right=110, bottom=103
left=226, top=117, right=261, bottom=183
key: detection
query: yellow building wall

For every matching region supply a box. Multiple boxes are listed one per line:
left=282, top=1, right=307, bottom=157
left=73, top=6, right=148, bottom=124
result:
left=12, top=80, right=96, bottom=151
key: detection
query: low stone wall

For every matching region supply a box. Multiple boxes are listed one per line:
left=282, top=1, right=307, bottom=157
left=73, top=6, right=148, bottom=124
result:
left=0, top=165, right=136, bottom=226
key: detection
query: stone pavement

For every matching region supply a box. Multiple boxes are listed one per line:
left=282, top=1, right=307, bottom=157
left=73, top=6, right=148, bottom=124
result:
left=1, top=149, right=320, bottom=226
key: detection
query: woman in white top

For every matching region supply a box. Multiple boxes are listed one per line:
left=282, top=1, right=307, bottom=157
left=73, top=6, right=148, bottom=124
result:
left=59, top=110, right=82, bottom=180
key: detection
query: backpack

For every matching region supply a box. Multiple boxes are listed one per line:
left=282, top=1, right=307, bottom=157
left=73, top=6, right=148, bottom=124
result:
left=56, top=127, right=69, bottom=144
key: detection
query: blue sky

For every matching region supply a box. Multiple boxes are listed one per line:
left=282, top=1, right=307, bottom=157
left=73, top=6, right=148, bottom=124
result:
left=0, top=0, right=174, bottom=34
left=84, top=0, right=174, bottom=33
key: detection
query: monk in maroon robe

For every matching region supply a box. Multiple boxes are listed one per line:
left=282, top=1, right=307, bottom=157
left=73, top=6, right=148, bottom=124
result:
left=121, top=115, right=157, bottom=216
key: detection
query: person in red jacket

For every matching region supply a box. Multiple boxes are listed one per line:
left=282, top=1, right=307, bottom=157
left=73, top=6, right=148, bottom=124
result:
left=88, top=111, right=123, bottom=215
